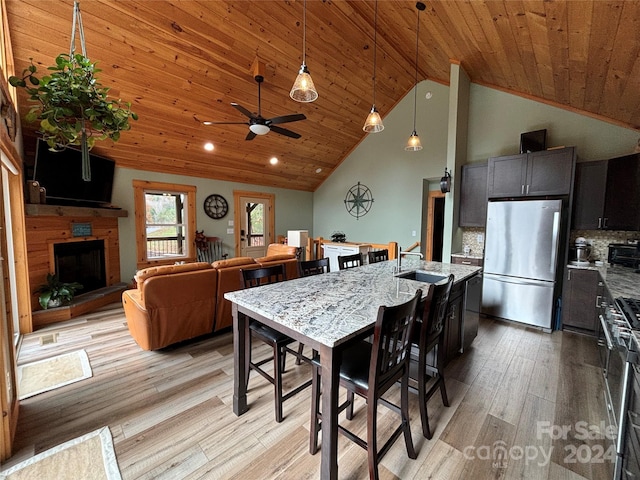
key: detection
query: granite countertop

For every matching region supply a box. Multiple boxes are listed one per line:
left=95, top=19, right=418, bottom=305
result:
left=568, top=263, right=640, bottom=300
left=225, top=258, right=481, bottom=348
left=451, top=252, right=484, bottom=260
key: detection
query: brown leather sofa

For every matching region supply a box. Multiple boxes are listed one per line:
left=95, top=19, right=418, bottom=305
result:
left=122, top=262, right=217, bottom=351
left=122, top=250, right=300, bottom=350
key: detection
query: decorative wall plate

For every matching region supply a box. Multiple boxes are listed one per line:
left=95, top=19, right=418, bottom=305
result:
left=203, top=194, right=228, bottom=219
left=344, top=182, right=374, bottom=220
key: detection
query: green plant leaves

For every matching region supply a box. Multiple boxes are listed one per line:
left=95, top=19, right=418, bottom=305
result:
left=7, top=53, right=137, bottom=167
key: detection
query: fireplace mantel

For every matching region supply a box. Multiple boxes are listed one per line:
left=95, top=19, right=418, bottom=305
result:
left=25, top=204, right=128, bottom=218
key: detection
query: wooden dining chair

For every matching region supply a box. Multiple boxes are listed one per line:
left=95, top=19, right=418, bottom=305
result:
left=338, top=253, right=363, bottom=270
left=240, top=264, right=311, bottom=423
left=298, top=257, right=330, bottom=276
left=367, top=249, right=389, bottom=264
left=309, top=289, right=422, bottom=480
left=409, top=274, right=454, bottom=439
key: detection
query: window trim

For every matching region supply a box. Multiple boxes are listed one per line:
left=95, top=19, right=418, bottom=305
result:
left=133, top=180, right=196, bottom=270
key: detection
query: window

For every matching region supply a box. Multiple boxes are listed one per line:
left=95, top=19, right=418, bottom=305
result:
left=133, top=180, right=196, bottom=269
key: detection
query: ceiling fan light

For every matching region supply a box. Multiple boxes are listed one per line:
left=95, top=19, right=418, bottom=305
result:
left=249, top=124, right=270, bottom=135
left=405, top=131, right=423, bottom=151
left=290, top=64, right=318, bottom=103
left=363, top=106, right=384, bottom=133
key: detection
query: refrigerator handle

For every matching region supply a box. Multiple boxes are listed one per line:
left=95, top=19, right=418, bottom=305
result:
left=550, top=211, right=560, bottom=273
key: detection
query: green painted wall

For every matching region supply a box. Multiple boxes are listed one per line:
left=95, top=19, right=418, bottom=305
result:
left=313, top=80, right=450, bottom=249
left=111, top=167, right=313, bottom=282
left=313, top=79, right=639, bottom=253
left=467, top=84, right=639, bottom=163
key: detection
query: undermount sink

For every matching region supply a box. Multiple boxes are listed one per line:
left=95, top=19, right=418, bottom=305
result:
left=394, top=270, right=448, bottom=284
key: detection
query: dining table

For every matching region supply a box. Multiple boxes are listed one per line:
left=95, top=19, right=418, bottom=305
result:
left=225, top=258, right=481, bottom=479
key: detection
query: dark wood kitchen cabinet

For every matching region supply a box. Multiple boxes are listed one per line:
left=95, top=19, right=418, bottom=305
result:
left=487, top=147, right=575, bottom=198
left=459, top=163, right=488, bottom=227
left=603, top=153, right=640, bottom=231
left=561, top=268, right=601, bottom=334
left=444, top=281, right=464, bottom=364
left=572, top=160, right=608, bottom=230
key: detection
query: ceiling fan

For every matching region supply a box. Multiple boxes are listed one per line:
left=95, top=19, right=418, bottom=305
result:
left=200, top=74, right=306, bottom=140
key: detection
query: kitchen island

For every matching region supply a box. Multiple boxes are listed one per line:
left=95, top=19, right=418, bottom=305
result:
left=225, top=258, right=481, bottom=479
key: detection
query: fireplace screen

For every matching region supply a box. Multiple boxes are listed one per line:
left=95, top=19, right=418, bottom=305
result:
left=54, top=240, right=106, bottom=294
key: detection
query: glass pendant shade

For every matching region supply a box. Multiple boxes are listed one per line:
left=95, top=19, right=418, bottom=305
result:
left=405, top=131, right=422, bottom=151
left=290, top=64, right=318, bottom=102
left=363, top=106, right=384, bottom=133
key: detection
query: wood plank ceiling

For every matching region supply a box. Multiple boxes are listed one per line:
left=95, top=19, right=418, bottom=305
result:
left=6, top=1, right=640, bottom=192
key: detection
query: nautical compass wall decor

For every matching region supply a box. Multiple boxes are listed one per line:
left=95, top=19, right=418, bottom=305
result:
left=344, top=182, right=374, bottom=220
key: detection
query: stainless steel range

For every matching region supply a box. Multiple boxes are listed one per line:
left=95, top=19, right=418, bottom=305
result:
left=606, top=296, right=640, bottom=479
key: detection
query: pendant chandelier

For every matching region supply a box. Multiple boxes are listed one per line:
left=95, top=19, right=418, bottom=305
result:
left=363, top=0, right=384, bottom=133
left=290, top=0, right=318, bottom=102
left=405, top=2, right=426, bottom=151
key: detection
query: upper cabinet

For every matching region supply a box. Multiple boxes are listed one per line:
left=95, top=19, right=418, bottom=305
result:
left=604, top=153, right=640, bottom=231
left=459, top=163, right=488, bottom=227
left=572, top=154, right=640, bottom=231
left=487, top=147, right=575, bottom=198
left=572, top=160, right=608, bottom=230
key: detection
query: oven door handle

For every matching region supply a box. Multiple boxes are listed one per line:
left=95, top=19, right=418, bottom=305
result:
left=599, top=314, right=614, bottom=350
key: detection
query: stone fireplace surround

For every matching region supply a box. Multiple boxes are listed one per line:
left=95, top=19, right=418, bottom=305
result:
left=24, top=204, right=128, bottom=328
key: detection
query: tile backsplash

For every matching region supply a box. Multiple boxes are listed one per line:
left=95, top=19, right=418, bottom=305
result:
left=459, top=227, right=639, bottom=262
left=570, top=230, right=640, bottom=262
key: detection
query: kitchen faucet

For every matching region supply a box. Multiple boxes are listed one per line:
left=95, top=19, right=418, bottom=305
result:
left=396, top=247, right=423, bottom=273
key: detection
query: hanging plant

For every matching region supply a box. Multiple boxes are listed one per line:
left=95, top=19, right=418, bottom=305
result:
left=7, top=1, right=136, bottom=181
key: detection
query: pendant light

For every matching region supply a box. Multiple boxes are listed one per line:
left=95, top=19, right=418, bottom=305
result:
left=405, top=2, right=426, bottom=151
left=363, top=0, right=384, bottom=133
left=290, top=0, right=318, bottom=102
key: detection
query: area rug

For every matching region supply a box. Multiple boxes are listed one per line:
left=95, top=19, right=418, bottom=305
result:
left=0, top=427, right=121, bottom=480
left=17, top=350, right=92, bottom=400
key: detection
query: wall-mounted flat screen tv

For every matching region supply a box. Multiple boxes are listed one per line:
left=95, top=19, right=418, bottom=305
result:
left=33, top=139, right=115, bottom=206
left=520, top=129, right=547, bottom=154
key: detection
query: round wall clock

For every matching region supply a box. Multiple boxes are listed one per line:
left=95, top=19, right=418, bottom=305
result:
left=203, top=194, right=228, bottom=219
left=344, top=182, right=374, bottom=220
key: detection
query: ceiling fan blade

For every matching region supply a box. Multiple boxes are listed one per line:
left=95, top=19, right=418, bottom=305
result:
left=231, top=103, right=256, bottom=119
left=245, top=130, right=257, bottom=141
left=270, top=125, right=301, bottom=139
left=202, top=121, right=249, bottom=126
left=268, top=113, right=306, bottom=125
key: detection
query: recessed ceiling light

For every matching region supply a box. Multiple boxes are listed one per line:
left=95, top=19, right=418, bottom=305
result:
left=270, top=157, right=278, bottom=165
left=315, top=168, right=322, bottom=173
left=425, top=91, right=433, bottom=100
left=204, top=142, right=214, bottom=151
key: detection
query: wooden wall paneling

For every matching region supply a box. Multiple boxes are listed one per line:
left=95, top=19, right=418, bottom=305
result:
left=24, top=215, right=122, bottom=312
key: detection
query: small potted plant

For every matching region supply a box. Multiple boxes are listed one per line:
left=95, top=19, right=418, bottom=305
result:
left=35, top=273, right=83, bottom=310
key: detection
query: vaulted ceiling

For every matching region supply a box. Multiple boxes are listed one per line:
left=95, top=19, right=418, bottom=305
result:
left=6, top=1, right=640, bottom=192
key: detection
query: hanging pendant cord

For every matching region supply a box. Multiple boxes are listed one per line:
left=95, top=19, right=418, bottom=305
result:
left=302, top=0, right=307, bottom=65
left=412, top=7, right=421, bottom=131
left=69, top=1, right=87, bottom=58
left=372, top=0, right=378, bottom=107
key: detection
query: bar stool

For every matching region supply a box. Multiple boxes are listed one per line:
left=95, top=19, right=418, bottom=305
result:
left=368, top=249, right=388, bottom=264
left=409, top=274, right=454, bottom=439
left=309, top=290, right=422, bottom=479
left=241, top=264, right=311, bottom=422
left=338, top=253, right=363, bottom=270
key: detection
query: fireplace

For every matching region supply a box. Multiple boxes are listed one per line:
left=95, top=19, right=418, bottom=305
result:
left=54, top=240, right=106, bottom=294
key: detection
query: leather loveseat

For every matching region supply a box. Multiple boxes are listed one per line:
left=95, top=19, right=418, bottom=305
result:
left=122, top=262, right=217, bottom=351
left=122, top=245, right=300, bottom=350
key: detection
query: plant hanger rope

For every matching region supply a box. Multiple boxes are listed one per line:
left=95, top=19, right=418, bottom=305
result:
left=70, top=0, right=91, bottom=181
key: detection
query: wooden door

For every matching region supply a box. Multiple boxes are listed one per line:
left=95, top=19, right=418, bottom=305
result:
left=425, top=190, right=445, bottom=261
left=234, top=191, right=275, bottom=258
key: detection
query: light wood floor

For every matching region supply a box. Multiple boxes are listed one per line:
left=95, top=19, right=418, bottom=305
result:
left=6, top=303, right=613, bottom=479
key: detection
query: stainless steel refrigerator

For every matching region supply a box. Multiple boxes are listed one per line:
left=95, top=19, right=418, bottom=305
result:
left=481, top=199, right=562, bottom=330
